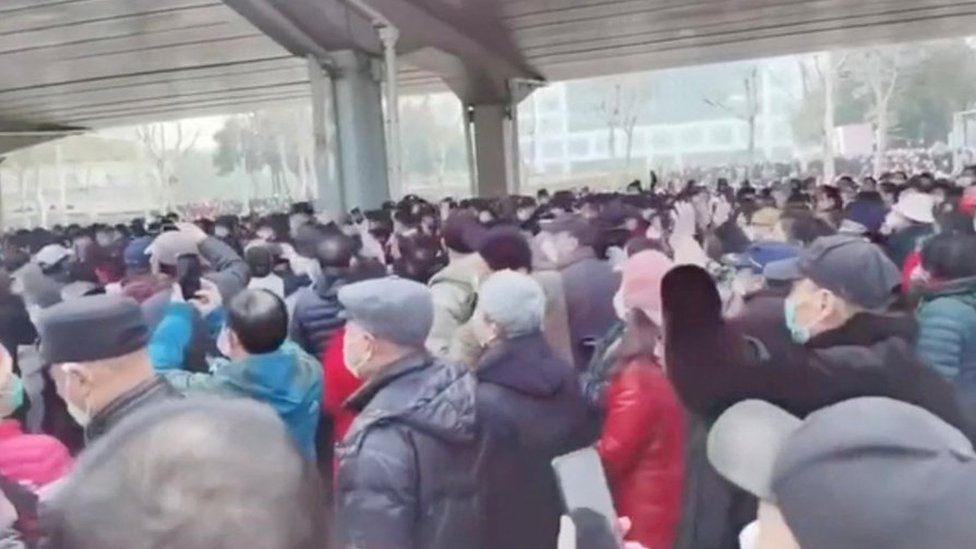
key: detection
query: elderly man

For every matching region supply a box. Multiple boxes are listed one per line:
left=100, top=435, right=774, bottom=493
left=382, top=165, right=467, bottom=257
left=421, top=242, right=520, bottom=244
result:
left=536, top=214, right=619, bottom=369
left=37, top=294, right=180, bottom=444
left=334, top=277, right=488, bottom=549
left=40, top=398, right=329, bottom=549
left=471, top=270, right=596, bottom=549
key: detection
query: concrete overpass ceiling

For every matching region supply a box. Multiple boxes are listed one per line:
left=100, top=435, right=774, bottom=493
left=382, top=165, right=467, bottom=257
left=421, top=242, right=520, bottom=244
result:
left=0, top=0, right=318, bottom=131
left=501, top=0, right=976, bottom=81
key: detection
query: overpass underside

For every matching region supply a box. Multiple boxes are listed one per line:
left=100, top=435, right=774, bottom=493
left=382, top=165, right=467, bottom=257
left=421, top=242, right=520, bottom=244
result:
left=3, top=0, right=976, bottom=211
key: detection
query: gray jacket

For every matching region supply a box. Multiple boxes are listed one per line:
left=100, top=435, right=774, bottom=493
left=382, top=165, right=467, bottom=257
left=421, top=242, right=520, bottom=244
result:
left=335, top=352, right=490, bottom=549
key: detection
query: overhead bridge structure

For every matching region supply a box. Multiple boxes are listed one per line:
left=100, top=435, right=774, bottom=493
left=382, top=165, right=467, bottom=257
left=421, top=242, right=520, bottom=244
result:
left=3, top=0, right=976, bottom=209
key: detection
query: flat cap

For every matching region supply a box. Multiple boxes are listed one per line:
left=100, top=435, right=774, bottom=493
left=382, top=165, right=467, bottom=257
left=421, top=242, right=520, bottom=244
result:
left=38, top=294, right=149, bottom=364
left=338, top=277, right=434, bottom=348
left=770, top=234, right=900, bottom=309
left=147, top=231, right=198, bottom=266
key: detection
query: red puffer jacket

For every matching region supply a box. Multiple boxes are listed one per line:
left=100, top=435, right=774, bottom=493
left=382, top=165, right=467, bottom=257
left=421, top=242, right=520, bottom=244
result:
left=596, top=357, right=685, bottom=549
left=0, top=419, right=73, bottom=489
left=322, top=329, right=363, bottom=447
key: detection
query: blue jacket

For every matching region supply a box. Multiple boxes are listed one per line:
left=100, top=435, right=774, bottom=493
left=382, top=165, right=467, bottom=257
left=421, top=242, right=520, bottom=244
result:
left=289, top=274, right=347, bottom=359
left=916, top=277, right=976, bottom=380
left=149, top=303, right=322, bottom=459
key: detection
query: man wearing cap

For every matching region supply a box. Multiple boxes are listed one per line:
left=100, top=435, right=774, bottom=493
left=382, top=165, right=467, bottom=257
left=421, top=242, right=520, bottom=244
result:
left=663, top=236, right=968, bottom=549
left=37, top=294, right=180, bottom=444
left=334, top=277, right=489, bottom=549
left=708, top=397, right=976, bottom=549
left=536, top=213, right=619, bottom=369
left=881, top=190, right=935, bottom=268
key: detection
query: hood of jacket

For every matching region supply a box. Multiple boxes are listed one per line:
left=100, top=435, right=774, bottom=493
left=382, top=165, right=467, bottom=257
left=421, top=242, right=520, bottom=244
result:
left=344, top=352, right=477, bottom=449
left=477, top=332, right=568, bottom=398
left=222, top=342, right=321, bottom=413
left=922, top=276, right=976, bottom=305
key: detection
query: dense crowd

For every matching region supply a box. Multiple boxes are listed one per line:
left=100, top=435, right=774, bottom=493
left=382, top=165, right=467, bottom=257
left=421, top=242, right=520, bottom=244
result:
left=2, top=166, right=976, bottom=549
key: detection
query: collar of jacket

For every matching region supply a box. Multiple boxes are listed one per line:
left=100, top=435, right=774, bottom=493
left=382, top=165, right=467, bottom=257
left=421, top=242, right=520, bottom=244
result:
left=87, top=375, right=178, bottom=442
left=314, top=272, right=346, bottom=298
left=922, top=275, right=976, bottom=300
left=477, top=332, right=565, bottom=397
left=344, top=350, right=432, bottom=413
left=806, top=311, right=918, bottom=349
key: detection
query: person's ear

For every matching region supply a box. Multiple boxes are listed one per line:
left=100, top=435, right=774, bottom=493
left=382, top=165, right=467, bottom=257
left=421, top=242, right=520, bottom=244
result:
left=64, top=363, right=94, bottom=399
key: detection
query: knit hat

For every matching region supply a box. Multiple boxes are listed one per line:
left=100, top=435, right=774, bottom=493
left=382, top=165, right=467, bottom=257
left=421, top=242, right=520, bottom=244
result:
left=619, top=250, right=674, bottom=323
left=477, top=270, right=545, bottom=338
left=842, top=198, right=888, bottom=235
left=147, top=231, right=198, bottom=266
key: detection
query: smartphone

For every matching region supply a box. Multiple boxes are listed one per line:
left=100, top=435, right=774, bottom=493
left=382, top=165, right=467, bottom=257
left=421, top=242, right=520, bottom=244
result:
left=175, top=253, right=202, bottom=301
left=551, top=447, right=620, bottom=543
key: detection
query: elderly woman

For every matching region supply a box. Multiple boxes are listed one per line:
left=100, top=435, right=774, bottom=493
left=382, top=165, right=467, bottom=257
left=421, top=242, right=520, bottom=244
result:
left=471, top=270, right=596, bottom=549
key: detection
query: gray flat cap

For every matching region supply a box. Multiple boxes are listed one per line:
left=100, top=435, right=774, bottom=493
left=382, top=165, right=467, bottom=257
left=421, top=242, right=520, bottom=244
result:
left=38, top=294, right=149, bottom=364
left=338, top=277, right=434, bottom=348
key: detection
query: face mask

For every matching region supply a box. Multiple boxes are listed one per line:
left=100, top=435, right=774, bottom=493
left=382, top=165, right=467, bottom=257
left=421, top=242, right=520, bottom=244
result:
left=783, top=297, right=811, bottom=344
left=613, top=290, right=628, bottom=321
left=0, top=375, right=24, bottom=417
left=217, top=327, right=233, bottom=357
left=63, top=370, right=92, bottom=428
left=539, top=238, right=560, bottom=264
left=517, top=209, right=532, bottom=222
left=343, top=333, right=373, bottom=379
left=214, top=226, right=230, bottom=238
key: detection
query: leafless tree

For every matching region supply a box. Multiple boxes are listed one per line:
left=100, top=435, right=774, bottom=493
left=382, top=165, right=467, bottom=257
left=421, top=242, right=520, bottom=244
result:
left=136, top=122, right=199, bottom=208
left=705, top=66, right=761, bottom=170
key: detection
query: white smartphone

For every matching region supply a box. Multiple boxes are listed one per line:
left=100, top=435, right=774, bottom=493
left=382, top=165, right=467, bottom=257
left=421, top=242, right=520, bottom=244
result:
left=551, top=447, right=620, bottom=543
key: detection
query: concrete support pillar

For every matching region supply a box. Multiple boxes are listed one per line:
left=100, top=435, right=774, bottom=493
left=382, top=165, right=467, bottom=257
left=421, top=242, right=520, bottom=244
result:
left=329, top=50, right=389, bottom=211
left=471, top=103, right=520, bottom=197
left=307, top=55, right=342, bottom=217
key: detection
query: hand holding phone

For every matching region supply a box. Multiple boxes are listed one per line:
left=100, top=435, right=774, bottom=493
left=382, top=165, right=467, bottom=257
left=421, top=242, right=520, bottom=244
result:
left=175, top=254, right=202, bottom=301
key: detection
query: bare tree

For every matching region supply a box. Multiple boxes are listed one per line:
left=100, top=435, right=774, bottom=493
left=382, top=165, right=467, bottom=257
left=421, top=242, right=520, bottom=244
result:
left=814, top=51, right=848, bottom=183
left=844, top=47, right=911, bottom=177
left=705, top=66, right=761, bottom=171
left=136, top=122, right=200, bottom=209
left=598, top=78, right=647, bottom=175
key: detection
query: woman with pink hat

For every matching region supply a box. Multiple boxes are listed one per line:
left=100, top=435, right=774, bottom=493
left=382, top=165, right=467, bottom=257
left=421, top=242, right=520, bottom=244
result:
left=590, top=250, right=685, bottom=549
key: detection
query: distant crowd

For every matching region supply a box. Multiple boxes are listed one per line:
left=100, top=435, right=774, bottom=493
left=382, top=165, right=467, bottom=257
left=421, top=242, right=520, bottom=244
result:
left=1, top=164, right=976, bottom=548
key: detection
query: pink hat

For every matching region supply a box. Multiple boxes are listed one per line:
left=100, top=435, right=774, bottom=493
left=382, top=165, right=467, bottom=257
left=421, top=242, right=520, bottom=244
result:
left=620, top=250, right=674, bottom=322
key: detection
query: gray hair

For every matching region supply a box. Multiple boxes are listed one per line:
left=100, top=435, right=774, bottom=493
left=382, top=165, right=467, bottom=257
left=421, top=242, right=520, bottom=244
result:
left=42, top=397, right=328, bottom=549
left=476, top=270, right=545, bottom=339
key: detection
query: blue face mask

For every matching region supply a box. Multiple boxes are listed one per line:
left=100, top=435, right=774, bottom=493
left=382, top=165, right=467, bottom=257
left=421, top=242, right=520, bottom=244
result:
left=784, top=297, right=811, bottom=344
left=1, top=375, right=24, bottom=417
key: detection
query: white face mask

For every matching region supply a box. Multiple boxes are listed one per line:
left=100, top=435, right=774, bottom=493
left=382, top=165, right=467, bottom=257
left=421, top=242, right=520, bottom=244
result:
left=342, top=331, right=373, bottom=379
left=63, top=368, right=92, bottom=428
left=217, top=327, right=233, bottom=358
left=613, top=290, right=628, bottom=321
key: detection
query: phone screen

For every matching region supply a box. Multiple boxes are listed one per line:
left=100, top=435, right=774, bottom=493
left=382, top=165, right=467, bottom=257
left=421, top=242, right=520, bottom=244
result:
left=551, top=447, right=620, bottom=543
left=175, top=254, right=202, bottom=301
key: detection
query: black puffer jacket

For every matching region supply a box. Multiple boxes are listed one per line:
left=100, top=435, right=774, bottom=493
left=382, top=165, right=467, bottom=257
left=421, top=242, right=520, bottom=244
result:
left=289, top=274, right=346, bottom=359
left=335, top=353, right=489, bottom=549
left=476, top=333, right=598, bottom=549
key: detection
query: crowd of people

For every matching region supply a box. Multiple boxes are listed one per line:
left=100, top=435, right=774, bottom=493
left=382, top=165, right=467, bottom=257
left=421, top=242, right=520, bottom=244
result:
left=1, top=165, right=976, bottom=549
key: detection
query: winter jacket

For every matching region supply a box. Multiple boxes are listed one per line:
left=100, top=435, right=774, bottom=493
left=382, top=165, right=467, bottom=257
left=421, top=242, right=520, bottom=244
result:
left=426, top=254, right=487, bottom=357
left=546, top=248, right=620, bottom=369
left=448, top=271, right=575, bottom=369
left=335, top=352, right=489, bottom=549
left=0, top=420, right=72, bottom=489
left=475, top=333, right=597, bottom=549
left=322, top=329, right=362, bottom=444
left=662, top=267, right=969, bottom=548
left=885, top=224, right=934, bottom=269
left=86, top=375, right=181, bottom=444
left=916, top=277, right=976, bottom=379
left=916, top=277, right=976, bottom=427
left=290, top=274, right=348, bottom=360
left=597, top=357, right=685, bottom=549
left=0, top=293, right=36, bottom=375
left=153, top=303, right=322, bottom=459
